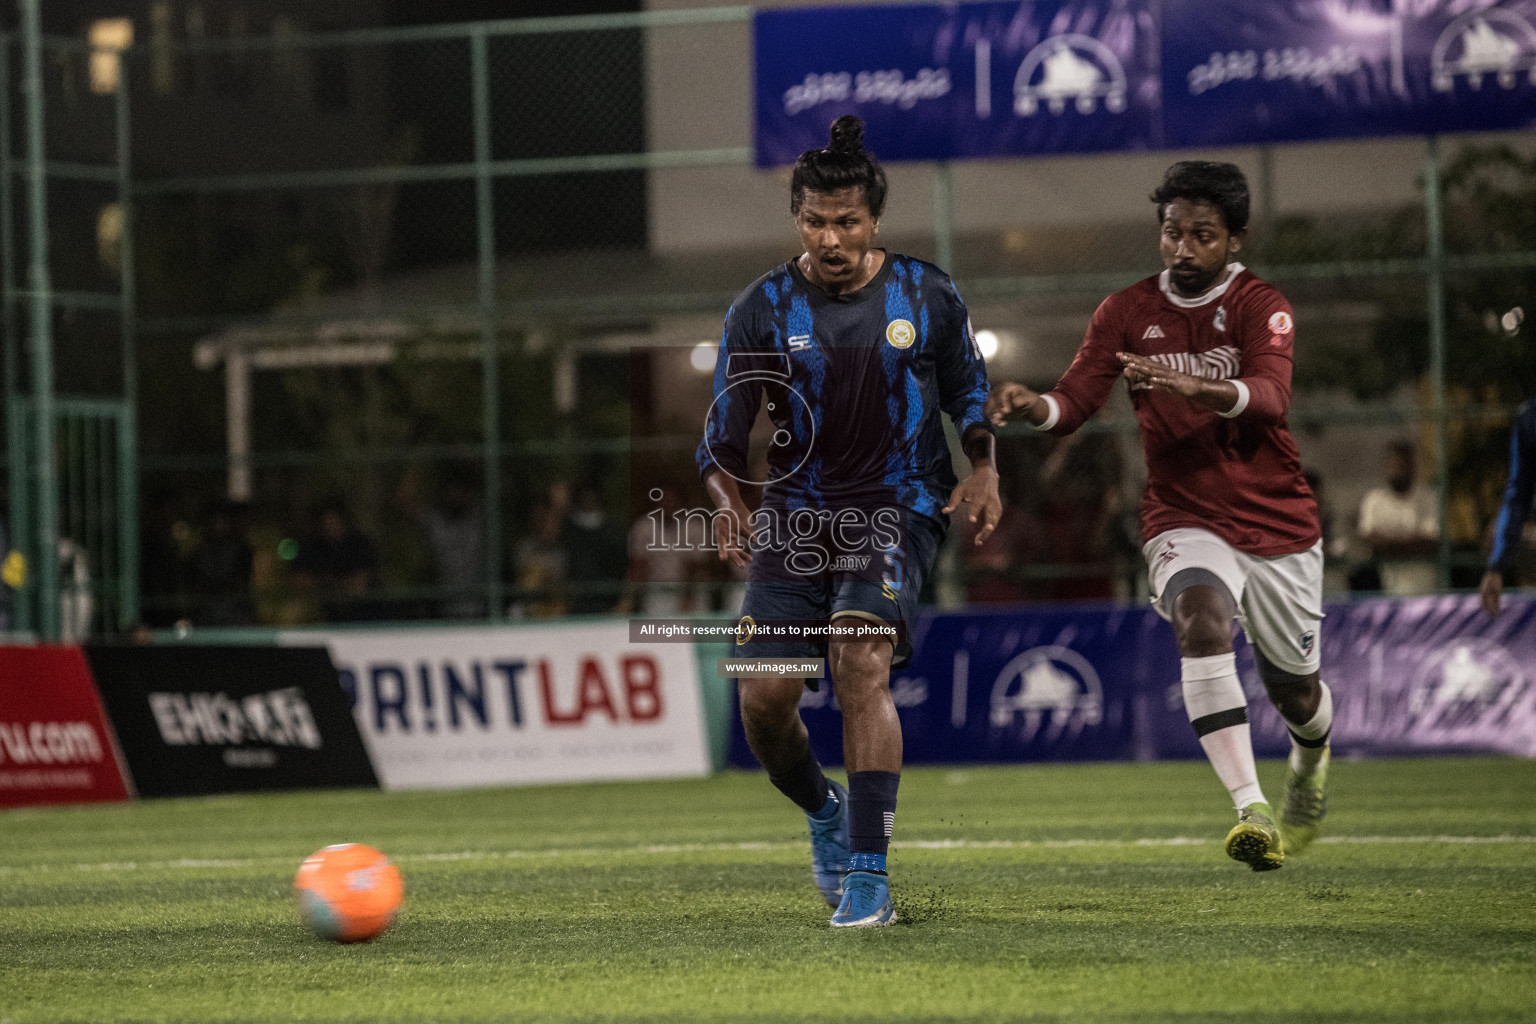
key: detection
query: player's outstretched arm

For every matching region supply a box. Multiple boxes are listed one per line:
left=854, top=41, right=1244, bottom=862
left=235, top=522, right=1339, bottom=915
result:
left=942, top=427, right=1001, bottom=546
left=703, top=470, right=752, bottom=569
left=986, top=382, right=1050, bottom=427
left=1118, top=352, right=1241, bottom=414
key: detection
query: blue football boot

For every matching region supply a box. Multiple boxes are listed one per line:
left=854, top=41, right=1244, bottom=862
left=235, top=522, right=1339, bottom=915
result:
left=830, top=867, right=896, bottom=928
left=806, top=779, right=850, bottom=908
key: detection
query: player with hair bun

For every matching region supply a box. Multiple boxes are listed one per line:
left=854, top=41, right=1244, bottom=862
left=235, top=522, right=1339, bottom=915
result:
left=989, top=160, right=1332, bottom=870
left=698, top=115, right=999, bottom=926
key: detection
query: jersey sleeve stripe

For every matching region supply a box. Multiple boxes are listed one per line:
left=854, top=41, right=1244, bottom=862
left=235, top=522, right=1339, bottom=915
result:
left=1218, top=380, right=1251, bottom=419
left=1032, top=393, right=1062, bottom=431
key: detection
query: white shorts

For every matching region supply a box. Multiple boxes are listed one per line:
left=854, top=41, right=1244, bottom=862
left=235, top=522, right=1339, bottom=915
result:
left=1143, top=527, right=1324, bottom=676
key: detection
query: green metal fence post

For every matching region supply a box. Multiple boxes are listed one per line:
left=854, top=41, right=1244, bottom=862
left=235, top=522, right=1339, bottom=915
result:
left=117, top=47, right=139, bottom=629
left=0, top=33, right=26, bottom=634
left=1424, top=136, right=1450, bottom=590
left=471, top=29, right=504, bottom=620
left=20, top=0, right=58, bottom=641
left=0, top=36, right=13, bottom=407
left=933, top=161, right=955, bottom=274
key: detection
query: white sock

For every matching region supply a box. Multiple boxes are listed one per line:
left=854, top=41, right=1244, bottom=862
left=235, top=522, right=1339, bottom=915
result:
left=1182, top=653, right=1265, bottom=810
left=1285, top=681, right=1333, bottom=774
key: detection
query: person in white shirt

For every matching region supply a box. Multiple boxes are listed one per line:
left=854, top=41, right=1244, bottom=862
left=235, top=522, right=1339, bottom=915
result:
left=1357, top=440, right=1439, bottom=596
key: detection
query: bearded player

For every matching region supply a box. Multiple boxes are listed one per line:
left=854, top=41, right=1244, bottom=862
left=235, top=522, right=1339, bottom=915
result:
left=698, top=116, right=998, bottom=924
left=988, top=161, right=1330, bottom=870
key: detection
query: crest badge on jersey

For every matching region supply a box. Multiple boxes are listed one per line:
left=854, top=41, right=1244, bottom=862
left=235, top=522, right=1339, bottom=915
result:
left=1269, top=311, right=1294, bottom=335
left=1213, top=306, right=1227, bottom=333
left=886, top=319, right=916, bottom=349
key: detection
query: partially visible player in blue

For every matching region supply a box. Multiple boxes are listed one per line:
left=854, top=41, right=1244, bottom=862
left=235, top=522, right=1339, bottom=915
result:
left=1481, top=398, right=1536, bottom=618
left=696, top=115, right=1000, bottom=927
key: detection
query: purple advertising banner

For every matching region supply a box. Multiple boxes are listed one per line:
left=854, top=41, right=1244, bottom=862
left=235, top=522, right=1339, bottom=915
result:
left=753, top=1, right=1161, bottom=166
left=729, top=594, right=1536, bottom=767
left=1163, top=0, right=1536, bottom=147
left=755, top=1, right=1536, bottom=165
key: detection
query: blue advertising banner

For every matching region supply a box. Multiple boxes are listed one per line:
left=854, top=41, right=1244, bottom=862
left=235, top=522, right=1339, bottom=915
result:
left=753, top=1, right=1161, bottom=166
left=730, top=603, right=1174, bottom=767
left=754, top=1, right=1536, bottom=164
left=727, top=594, right=1536, bottom=767
left=1164, top=0, right=1536, bottom=147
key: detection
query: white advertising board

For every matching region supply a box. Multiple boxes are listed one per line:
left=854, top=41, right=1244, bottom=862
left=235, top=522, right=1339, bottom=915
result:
left=278, top=623, right=709, bottom=791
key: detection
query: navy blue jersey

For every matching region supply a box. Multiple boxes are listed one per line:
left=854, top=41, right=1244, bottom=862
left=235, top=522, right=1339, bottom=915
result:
left=696, top=252, right=991, bottom=518
left=1490, top=399, right=1536, bottom=575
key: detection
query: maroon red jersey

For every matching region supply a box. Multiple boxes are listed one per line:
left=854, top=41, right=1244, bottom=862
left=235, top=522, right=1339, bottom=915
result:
left=1038, top=264, right=1320, bottom=556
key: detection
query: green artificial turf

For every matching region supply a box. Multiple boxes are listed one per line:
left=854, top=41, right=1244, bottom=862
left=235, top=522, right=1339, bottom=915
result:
left=2, top=757, right=1534, bottom=1023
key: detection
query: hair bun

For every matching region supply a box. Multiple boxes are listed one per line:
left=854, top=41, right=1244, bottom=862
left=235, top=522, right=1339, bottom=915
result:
left=828, top=115, right=865, bottom=155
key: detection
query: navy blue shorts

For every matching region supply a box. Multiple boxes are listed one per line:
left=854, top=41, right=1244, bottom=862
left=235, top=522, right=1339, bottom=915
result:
left=732, top=508, right=944, bottom=672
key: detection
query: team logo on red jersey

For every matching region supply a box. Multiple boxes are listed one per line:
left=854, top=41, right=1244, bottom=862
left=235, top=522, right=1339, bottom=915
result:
left=1141, top=325, right=1165, bottom=340
left=1268, top=311, right=1294, bottom=335
left=1213, top=306, right=1227, bottom=332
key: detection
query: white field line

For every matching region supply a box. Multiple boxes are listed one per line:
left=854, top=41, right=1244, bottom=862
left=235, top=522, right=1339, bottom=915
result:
left=0, top=834, right=1533, bottom=877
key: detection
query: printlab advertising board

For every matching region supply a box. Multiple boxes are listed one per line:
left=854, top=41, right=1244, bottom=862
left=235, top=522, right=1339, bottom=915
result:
left=279, top=623, right=712, bottom=791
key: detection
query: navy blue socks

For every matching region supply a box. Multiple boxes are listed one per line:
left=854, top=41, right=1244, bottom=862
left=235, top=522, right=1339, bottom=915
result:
left=848, top=769, right=900, bottom=863
left=769, top=751, right=833, bottom=815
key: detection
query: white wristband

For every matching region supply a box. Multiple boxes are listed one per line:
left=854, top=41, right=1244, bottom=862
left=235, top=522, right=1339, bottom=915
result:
left=1217, top=380, right=1250, bottom=419
left=1030, top=393, right=1061, bottom=431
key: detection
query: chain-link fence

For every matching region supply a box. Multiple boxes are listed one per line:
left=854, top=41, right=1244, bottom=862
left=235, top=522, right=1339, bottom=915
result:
left=3, top=7, right=1533, bottom=639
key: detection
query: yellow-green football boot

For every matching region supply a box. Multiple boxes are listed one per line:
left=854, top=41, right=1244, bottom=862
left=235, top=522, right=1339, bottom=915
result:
left=1225, top=801, right=1284, bottom=871
left=1280, top=747, right=1329, bottom=854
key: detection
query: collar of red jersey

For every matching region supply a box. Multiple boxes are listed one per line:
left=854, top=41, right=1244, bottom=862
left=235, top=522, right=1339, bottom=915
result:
left=1158, top=262, right=1246, bottom=309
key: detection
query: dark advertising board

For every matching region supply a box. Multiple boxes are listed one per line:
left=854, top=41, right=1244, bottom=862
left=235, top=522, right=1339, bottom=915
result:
left=0, top=645, right=133, bottom=808
left=85, top=645, right=378, bottom=797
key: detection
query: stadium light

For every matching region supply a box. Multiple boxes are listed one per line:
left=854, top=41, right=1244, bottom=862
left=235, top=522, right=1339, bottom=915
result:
left=975, top=329, right=1000, bottom=360
left=691, top=341, right=718, bottom=373
left=88, top=18, right=133, bottom=95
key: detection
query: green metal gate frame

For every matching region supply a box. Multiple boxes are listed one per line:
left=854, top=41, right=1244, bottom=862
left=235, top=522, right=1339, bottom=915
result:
left=2, top=0, right=138, bottom=641
left=6, top=396, right=137, bottom=636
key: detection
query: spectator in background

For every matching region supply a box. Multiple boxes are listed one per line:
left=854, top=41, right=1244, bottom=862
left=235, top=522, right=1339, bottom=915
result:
left=1481, top=398, right=1536, bottom=618
left=423, top=469, right=487, bottom=619
left=1357, top=440, right=1439, bottom=595
left=188, top=496, right=255, bottom=626
left=291, top=497, right=378, bottom=621
left=58, top=535, right=93, bottom=642
left=562, top=483, right=626, bottom=614
left=625, top=484, right=706, bottom=615
left=512, top=490, right=567, bottom=618
left=140, top=487, right=189, bottom=627
left=375, top=468, right=433, bottom=622
left=1038, top=432, right=1122, bottom=601
left=961, top=441, right=1044, bottom=603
